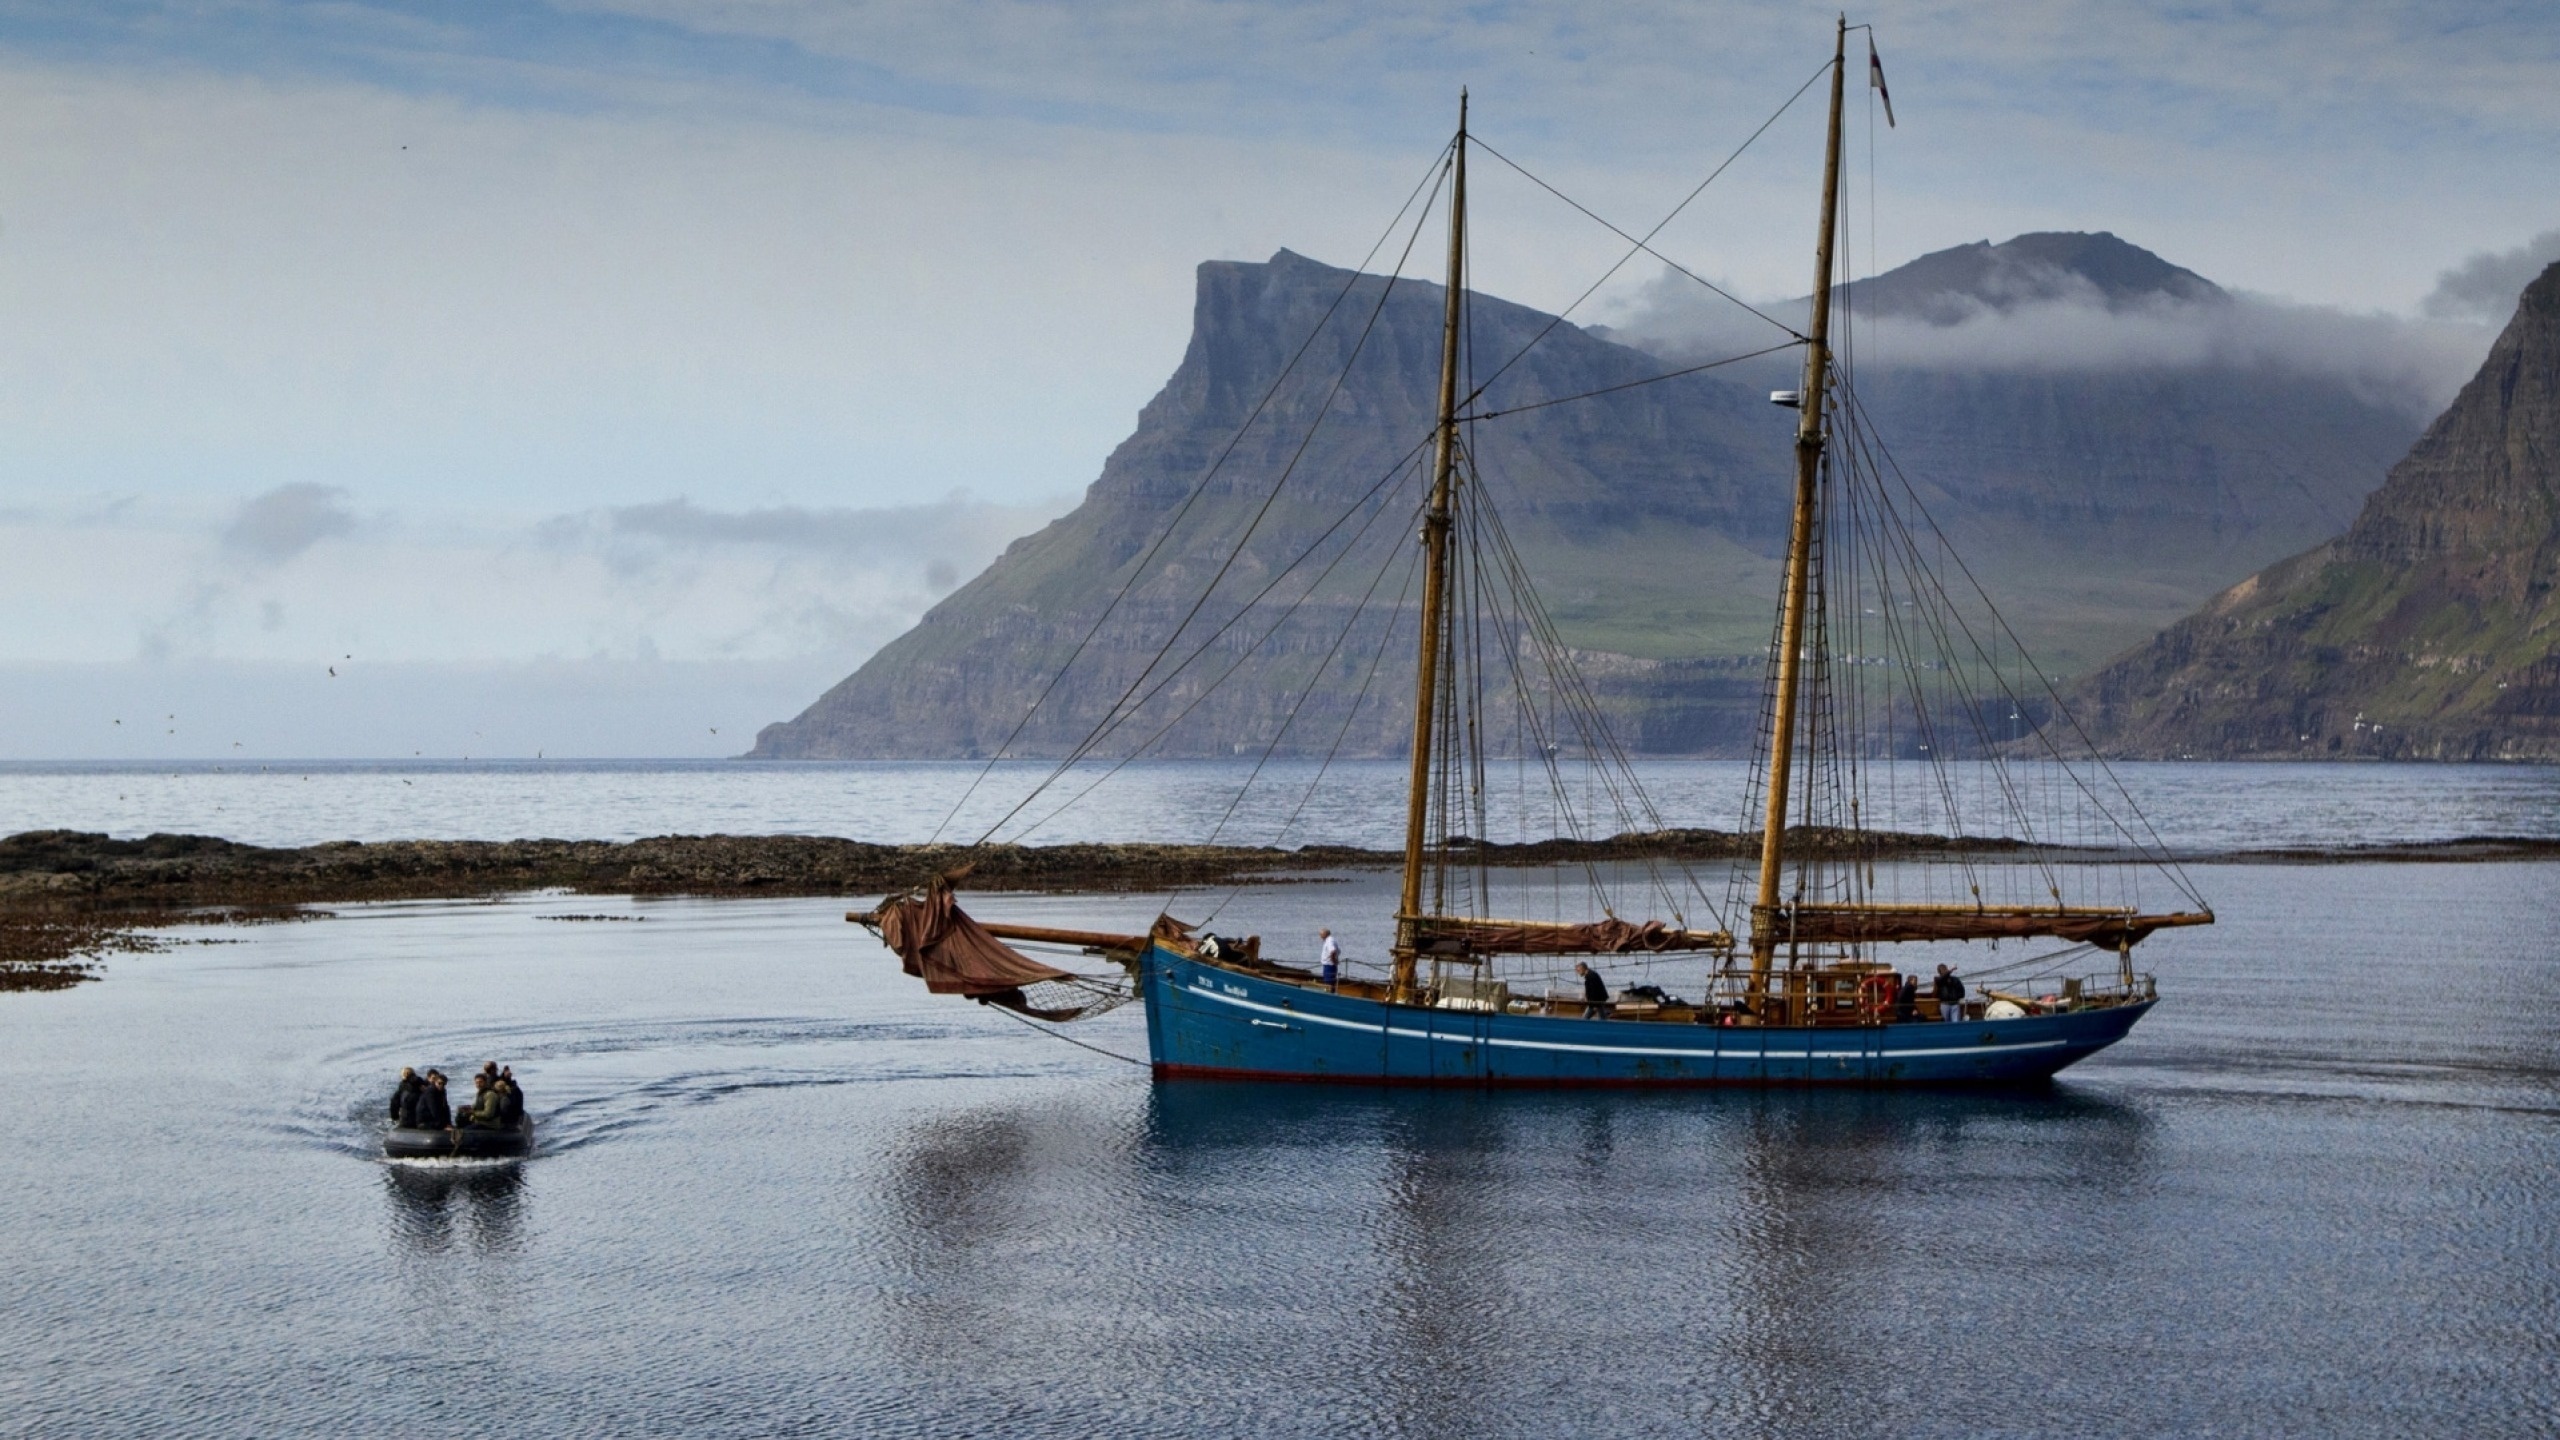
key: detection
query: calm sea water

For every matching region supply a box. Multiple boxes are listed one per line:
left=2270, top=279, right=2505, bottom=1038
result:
left=4, top=757, right=2560, bottom=851
left=4, top=768, right=2559, bottom=1436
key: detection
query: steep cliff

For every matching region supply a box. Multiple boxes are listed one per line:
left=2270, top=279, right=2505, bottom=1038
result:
left=756, top=249, right=1795, bottom=759
left=754, top=242, right=2418, bottom=759
left=2072, top=263, right=2560, bottom=759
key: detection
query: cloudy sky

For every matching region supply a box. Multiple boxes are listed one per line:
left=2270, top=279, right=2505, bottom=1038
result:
left=2, top=0, right=2556, bottom=757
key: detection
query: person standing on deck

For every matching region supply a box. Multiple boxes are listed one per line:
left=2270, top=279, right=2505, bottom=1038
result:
left=1934, top=964, right=1966, bottom=1021
left=1577, top=961, right=1610, bottom=1019
left=1318, top=929, right=1340, bottom=992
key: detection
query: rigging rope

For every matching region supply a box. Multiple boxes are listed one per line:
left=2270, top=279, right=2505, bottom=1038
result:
left=1460, top=339, right=1803, bottom=421
left=972, top=157, right=1453, bottom=845
left=1192, top=544, right=1423, bottom=928
left=1009, top=485, right=1428, bottom=843
left=928, top=139, right=1456, bottom=845
left=1433, top=59, right=1832, bottom=428
left=1830, top=376, right=2208, bottom=908
left=1196, top=500, right=1425, bottom=850
left=1439, top=437, right=1734, bottom=934
left=987, top=1003, right=1148, bottom=1067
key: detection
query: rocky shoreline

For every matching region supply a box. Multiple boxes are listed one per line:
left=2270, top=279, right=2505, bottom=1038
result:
left=0, top=825, right=2007, bottom=913
left=5, top=826, right=2556, bottom=990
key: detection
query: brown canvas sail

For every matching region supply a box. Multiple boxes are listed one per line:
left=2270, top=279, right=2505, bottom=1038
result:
left=875, top=879, right=1074, bottom=997
left=1774, top=904, right=2212, bottom=949
left=1406, top=915, right=1732, bottom=956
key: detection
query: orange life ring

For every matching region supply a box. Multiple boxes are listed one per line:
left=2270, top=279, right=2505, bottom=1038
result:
left=1857, top=972, right=1897, bottom=1020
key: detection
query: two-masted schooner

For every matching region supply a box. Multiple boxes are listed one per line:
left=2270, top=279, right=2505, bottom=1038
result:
left=859, top=18, right=2211, bottom=1085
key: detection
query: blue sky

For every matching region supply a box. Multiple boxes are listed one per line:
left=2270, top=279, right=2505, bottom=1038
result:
left=1, top=1, right=2555, bottom=756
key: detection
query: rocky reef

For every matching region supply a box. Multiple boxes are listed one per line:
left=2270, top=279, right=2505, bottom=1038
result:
left=7, top=825, right=2552, bottom=991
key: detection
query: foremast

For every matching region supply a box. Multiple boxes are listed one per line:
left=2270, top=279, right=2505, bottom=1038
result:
left=1392, top=93, right=1470, bottom=1004
left=1749, top=17, right=1851, bottom=1001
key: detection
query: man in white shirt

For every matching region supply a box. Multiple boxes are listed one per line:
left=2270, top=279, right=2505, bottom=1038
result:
left=1319, top=929, right=1341, bottom=991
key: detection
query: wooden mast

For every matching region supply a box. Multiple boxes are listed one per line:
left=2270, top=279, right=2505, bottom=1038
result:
left=1393, top=94, right=1469, bottom=1002
left=1749, top=19, right=1849, bottom=1003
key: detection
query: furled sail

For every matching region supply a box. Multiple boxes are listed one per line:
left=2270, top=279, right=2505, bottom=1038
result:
left=863, top=879, right=1142, bottom=1023
left=1770, top=904, right=2213, bottom=949
left=1405, top=915, right=1733, bottom=956
left=875, top=878, right=1075, bottom=996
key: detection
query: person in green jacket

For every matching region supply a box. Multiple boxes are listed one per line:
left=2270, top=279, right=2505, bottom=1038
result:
left=457, top=1072, right=505, bottom=1128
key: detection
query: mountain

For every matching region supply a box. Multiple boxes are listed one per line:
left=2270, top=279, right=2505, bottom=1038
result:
left=2069, top=262, right=2560, bottom=760
left=1836, top=231, right=2226, bottom=324
left=756, top=249, right=1788, bottom=761
left=752, top=242, right=2422, bottom=760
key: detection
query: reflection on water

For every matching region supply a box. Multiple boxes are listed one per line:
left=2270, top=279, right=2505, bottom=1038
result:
left=858, top=1083, right=2175, bottom=1437
left=380, top=1163, right=527, bottom=1257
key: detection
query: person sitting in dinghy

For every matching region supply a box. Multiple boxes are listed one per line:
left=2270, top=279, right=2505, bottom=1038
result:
left=456, top=1072, right=505, bottom=1129
left=414, top=1071, right=453, bottom=1129
left=389, top=1067, right=423, bottom=1125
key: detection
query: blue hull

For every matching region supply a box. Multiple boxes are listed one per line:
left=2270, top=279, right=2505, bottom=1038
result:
left=1139, top=945, right=2148, bottom=1086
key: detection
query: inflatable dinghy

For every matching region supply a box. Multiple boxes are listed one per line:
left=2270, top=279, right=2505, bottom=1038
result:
left=383, top=1117, right=535, bottom=1160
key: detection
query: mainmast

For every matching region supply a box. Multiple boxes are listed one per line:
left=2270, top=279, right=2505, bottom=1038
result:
left=1749, top=18, right=1849, bottom=999
left=1393, top=93, right=1469, bottom=1001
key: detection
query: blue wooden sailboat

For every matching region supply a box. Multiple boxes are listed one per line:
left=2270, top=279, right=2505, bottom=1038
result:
left=1137, top=947, right=2155, bottom=1086
left=859, top=18, right=2211, bottom=1086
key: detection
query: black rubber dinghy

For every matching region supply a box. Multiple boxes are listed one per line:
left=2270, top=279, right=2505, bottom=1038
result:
left=383, top=1118, right=535, bottom=1159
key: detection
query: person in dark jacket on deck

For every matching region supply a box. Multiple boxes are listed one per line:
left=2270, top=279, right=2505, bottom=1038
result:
left=416, top=1071, right=453, bottom=1130
left=1577, top=961, right=1611, bottom=1019
left=389, top=1068, right=423, bottom=1126
left=1933, top=964, right=1967, bottom=1021
left=1895, top=975, right=1921, bottom=1024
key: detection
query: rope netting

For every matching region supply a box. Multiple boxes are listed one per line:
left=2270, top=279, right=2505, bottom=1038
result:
left=984, top=976, right=1136, bottom=1025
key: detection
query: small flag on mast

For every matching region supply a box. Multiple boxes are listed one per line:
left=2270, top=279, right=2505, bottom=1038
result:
left=1869, top=37, right=1896, bottom=128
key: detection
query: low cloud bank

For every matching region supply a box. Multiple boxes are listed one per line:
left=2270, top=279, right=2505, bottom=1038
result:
left=1601, top=257, right=2512, bottom=421
left=548, top=495, right=1060, bottom=587
left=0, top=491, right=1071, bottom=755
left=2422, top=229, right=2560, bottom=322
